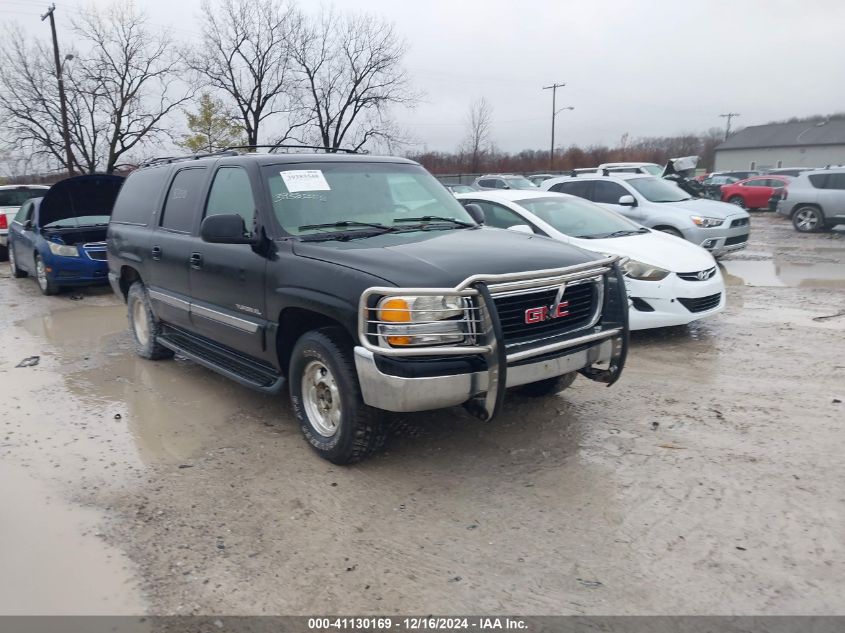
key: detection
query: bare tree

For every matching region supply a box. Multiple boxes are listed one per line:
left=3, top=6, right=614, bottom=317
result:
left=189, top=0, right=306, bottom=147
left=461, top=97, right=493, bottom=172
left=291, top=9, right=417, bottom=152
left=0, top=3, right=188, bottom=174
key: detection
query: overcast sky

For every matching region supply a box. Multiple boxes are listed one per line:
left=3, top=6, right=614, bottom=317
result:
left=5, top=0, right=845, bottom=153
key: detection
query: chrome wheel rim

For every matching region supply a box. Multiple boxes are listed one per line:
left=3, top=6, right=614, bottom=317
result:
left=795, top=209, right=818, bottom=231
left=8, top=248, right=16, bottom=275
left=301, top=360, right=341, bottom=437
left=35, top=258, right=48, bottom=291
left=132, top=297, right=150, bottom=346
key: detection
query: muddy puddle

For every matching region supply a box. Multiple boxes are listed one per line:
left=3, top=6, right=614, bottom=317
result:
left=721, top=259, right=845, bottom=288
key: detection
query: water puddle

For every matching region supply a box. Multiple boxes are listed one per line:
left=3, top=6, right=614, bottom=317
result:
left=0, top=461, right=144, bottom=615
left=721, top=260, right=845, bottom=288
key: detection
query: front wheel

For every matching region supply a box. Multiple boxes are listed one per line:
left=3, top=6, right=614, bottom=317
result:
left=8, top=247, right=27, bottom=278
left=792, top=206, right=824, bottom=233
left=658, top=227, right=684, bottom=239
left=289, top=328, right=387, bottom=464
left=516, top=372, right=577, bottom=397
left=728, top=196, right=746, bottom=209
left=34, top=254, right=59, bottom=295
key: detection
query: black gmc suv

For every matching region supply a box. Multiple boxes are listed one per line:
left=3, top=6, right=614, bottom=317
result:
left=107, top=151, right=628, bottom=463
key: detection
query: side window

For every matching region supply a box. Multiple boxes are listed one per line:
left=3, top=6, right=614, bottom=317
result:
left=477, top=179, right=493, bottom=188
left=743, top=178, right=766, bottom=187
left=205, top=167, right=256, bottom=228
left=111, top=166, right=169, bottom=225
left=473, top=201, right=526, bottom=229
left=160, top=168, right=207, bottom=233
left=808, top=174, right=828, bottom=189
left=825, top=173, right=845, bottom=190
left=493, top=179, right=507, bottom=188
left=14, top=201, right=32, bottom=224
left=551, top=180, right=592, bottom=199
left=592, top=181, right=628, bottom=204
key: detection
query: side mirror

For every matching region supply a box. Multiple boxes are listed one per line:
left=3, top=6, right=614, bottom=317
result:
left=507, top=224, right=534, bottom=235
left=200, top=213, right=254, bottom=244
left=22, top=219, right=33, bottom=230
left=464, top=203, right=485, bottom=225
left=618, top=195, right=636, bottom=207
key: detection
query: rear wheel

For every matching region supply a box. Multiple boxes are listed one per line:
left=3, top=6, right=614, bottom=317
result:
left=8, top=247, right=27, bottom=278
left=34, top=254, right=59, bottom=295
left=728, top=195, right=746, bottom=209
left=792, top=206, right=823, bottom=233
left=127, top=281, right=174, bottom=360
left=289, top=327, right=387, bottom=464
left=516, top=372, right=577, bottom=397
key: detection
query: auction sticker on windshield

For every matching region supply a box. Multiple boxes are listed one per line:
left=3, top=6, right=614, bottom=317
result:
left=280, top=170, right=331, bottom=192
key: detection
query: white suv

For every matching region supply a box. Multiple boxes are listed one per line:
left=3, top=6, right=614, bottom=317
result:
left=541, top=173, right=750, bottom=257
left=776, top=168, right=845, bottom=232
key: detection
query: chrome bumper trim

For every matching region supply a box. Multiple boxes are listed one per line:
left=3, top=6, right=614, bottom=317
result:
left=353, top=337, right=615, bottom=413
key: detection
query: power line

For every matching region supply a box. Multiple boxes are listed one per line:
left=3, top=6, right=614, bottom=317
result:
left=719, top=112, right=740, bottom=140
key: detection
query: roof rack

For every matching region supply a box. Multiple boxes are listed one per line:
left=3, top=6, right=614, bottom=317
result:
left=140, top=149, right=239, bottom=168
left=222, top=144, right=361, bottom=154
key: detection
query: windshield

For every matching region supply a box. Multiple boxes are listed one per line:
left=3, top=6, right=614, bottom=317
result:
left=627, top=177, right=690, bottom=202
left=263, top=163, right=474, bottom=236
left=515, top=196, right=644, bottom=239
left=43, top=215, right=110, bottom=228
left=504, top=177, right=538, bottom=190
left=0, top=188, right=48, bottom=207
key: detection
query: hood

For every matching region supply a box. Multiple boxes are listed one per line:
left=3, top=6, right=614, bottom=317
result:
left=657, top=197, right=748, bottom=219
left=662, top=155, right=699, bottom=177
left=578, top=230, right=715, bottom=272
left=39, top=174, right=125, bottom=227
left=292, top=227, right=603, bottom=288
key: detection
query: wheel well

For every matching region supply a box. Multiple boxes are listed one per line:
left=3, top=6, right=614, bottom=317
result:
left=276, top=308, right=348, bottom=375
left=653, top=225, right=681, bottom=234
left=118, top=265, right=142, bottom=300
left=790, top=203, right=823, bottom=218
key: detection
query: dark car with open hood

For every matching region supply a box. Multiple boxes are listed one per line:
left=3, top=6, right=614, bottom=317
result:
left=106, top=148, right=629, bottom=463
left=7, top=174, right=125, bottom=295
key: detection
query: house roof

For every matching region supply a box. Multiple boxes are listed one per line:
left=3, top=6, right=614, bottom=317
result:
left=716, top=119, right=845, bottom=151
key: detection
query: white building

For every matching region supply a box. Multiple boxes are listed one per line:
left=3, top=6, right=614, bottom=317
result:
left=714, top=119, right=845, bottom=171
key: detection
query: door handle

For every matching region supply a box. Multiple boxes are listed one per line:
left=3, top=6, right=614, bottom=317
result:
left=190, top=252, right=203, bottom=270
left=151, top=245, right=162, bottom=261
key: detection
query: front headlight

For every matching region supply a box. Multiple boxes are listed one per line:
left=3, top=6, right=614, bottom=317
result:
left=690, top=215, right=723, bottom=228
left=377, top=295, right=467, bottom=346
left=47, top=242, right=79, bottom=257
left=623, top=259, right=669, bottom=281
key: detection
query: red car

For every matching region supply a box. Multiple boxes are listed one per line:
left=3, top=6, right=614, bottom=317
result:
left=720, top=175, right=791, bottom=210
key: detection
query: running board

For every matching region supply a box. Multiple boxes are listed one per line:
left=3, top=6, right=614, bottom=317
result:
left=157, top=326, right=285, bottom=394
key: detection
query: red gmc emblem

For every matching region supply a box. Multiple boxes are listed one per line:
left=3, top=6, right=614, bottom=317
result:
left=525, top=301, right=570, bottom=324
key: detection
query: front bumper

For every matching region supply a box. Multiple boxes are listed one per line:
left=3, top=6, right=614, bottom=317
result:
left=355, top=257, right=628, bottom=417
left=627, top=269, right=725, bottom=330
left=354, top=336, right=619, bottom=412
left=682, top=215, right=749, bottom=256
left=43, top=252, right=109, bottom=285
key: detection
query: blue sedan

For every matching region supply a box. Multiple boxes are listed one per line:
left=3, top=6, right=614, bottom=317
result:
left=7, top=174, right=124, bottom=295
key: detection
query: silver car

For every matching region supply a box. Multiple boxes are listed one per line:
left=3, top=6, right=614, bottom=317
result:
left=776, top=168, right=845, bottom=232
left=472, top=174, right=538, bottom=190
left=540, top=174, right=750, bottom=257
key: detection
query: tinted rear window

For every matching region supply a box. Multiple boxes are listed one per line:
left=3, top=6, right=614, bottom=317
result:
left=111, top=167, right=169, bottom=225
left=160, top=168, right=207, bottom=232
left=808, top=174, right=828, bottom=188
left=0, top=188, right=47, bottom=207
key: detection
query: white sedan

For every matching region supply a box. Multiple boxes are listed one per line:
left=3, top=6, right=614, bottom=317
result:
left=457, top=190, right=725, bottom=330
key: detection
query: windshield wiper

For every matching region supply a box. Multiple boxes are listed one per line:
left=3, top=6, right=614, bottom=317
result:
left=592, top=228, right=649, bottom=239
left=299, top=220, right=395, bottom=232
left=393, top=216, right=474, bottom=228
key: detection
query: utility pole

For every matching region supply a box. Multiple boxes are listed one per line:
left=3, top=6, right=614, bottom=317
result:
left=42, top=4, right=75, bottom=176
left=543, top=82, right=573, bottom=171
left=719, top=112, right=740, bottom=141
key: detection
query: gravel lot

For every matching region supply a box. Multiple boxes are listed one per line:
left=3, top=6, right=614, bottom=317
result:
left=1, top=214, right=843, bottom=616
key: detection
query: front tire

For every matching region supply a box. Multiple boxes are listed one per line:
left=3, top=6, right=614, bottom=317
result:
left=728, top=195, right=746, bottom=209
left=289, top=328, right=387, bottom=464
left=8, top=247, right=27, bottom=278
left=34, top=254, right=59, bottom=295
left=657, top=226, right=684, bottom=239
left=792, top=206, right=824, bottom=233
left=516, top=372, right=577, bottom=397
left=127, top=281, right=174, bottom=360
